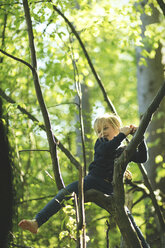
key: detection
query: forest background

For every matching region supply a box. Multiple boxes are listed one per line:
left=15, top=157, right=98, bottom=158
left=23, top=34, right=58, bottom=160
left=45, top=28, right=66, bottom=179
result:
left=0, top=0, right=165, bottom=247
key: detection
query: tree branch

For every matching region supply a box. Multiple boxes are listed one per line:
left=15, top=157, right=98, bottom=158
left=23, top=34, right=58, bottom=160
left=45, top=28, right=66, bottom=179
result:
left=114, top=81, right=165, bottom=235
left=138, top=163, right=165, bottom=231
left=0, top=49, right=33, bottom=71
left=0, top=13, right=7, bottom=63
left=156, top=0, right=165, bottom=16
left=72, top=50, right=86, bottom=246
left=0, top=88, right=81, bottom=170
left=49, top=1, right=117, bottom=115
left=22, top=0, right=64, bottom=189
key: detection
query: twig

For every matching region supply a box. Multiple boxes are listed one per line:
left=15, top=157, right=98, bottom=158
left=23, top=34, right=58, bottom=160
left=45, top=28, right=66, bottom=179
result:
left=106, top=220, right=110, bottom=248
left=17, top=195, right=56, bottom=204
left=19, top=149, right=50, bottom=153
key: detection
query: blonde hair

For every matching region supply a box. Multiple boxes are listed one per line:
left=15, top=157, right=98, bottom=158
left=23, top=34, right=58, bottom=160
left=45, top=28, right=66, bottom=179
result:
left=94, top=113, right=122, bottom=137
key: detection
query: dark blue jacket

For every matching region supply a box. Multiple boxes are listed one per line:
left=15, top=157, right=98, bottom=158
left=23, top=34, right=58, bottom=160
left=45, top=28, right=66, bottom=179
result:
left=88, top=133, right=148, bottom=181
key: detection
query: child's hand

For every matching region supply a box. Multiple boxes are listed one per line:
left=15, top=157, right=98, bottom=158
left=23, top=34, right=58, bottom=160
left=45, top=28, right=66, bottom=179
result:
left=120, top=126, right=133, bottom=136
left=120, top=125, right=138, bottom=136
left=124, top=169, right=132, bottom=181
left=129, top=125, right=138, bottom=135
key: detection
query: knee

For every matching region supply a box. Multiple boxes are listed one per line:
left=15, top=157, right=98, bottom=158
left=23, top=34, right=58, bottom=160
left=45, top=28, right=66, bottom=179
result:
left=55, top=188, right=71, bottom=202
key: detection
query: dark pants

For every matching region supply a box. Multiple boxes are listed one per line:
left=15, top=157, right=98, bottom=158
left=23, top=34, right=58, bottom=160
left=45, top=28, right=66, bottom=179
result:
left=35, top=174, right=149, bottom=248
left=35, top=174, right=113, bottom=227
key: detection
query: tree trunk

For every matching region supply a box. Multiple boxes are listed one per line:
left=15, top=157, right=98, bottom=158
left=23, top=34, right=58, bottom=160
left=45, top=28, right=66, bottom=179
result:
left=136, top=2, right=165, bottom=246
left=75, top=83, right=99, bottom=247
left=136, top=2, right=165, bottom=189
left=0, top=97, right=13, bottom=248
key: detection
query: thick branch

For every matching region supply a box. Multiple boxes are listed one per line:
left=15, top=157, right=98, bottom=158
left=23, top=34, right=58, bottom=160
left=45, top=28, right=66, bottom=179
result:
left=84, top=189, right=115, bottom=213
left=115, top=81, right=165, bottom=234
left=0, top=88, right=81, bottom=170
left=22, top=0, right=64, bottom=189
left=85, top=190, right=142, bottom=248
left=126, top=81, right=165, bottom=164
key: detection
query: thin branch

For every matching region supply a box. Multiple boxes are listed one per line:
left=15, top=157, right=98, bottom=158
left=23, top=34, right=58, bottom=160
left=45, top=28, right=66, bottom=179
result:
left=0, top=13, right=7, bottom=64
left=19, top=149, right=50, bottom=153
left=156, top=0, right=165, bottom=16
left=0, top=49, right=33, bottom=71
left=17, top=195, right=56, bottom=204
left=0, top=88, right=81, bottom=170
left=106, top=220, right=110, bottom=248
left=132, top=194, right=148, bottom=208
left=69, top=34, right=86, bottom=247
left=126, top=180, right=149, bottom=197
left=138, top=163, right=165, bottom=231
left=50, top=1, right=117, bottom=115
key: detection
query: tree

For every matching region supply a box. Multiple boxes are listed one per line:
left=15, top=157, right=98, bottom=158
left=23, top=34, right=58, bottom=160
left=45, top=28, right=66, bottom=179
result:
left=136, top=1, right=165, bottom=246
left=0, top=97, right=13, bottom=248
left=0, top=0, right=164, bottom=247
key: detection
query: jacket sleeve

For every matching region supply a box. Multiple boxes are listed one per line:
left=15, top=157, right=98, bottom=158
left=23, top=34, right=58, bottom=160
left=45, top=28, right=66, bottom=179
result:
left=95, top=133, right=126, bottom=156
left=130, top=139, right=148, bottom=163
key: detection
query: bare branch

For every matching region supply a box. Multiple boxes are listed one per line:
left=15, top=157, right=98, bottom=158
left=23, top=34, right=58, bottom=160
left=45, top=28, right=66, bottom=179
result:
left=22, top=0, right=65, bottom=189
left=0, top=88, right=81, bottom=170
left=19, top=149, right=50, bottom=153
left=50, top=1, right=117, bottom=114
left=0, top=49, right=33, bottom=71
left=138, top=163, right=165, bottom=231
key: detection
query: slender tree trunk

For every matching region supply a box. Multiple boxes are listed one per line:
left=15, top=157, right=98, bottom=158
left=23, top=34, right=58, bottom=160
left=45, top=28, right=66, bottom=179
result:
left=136, top=2, right=165, bottom=189
left=76, top=83, right=100, bottom=247
left=0, top=98, right=13, bottom=248
left=22, top=0, right=64, bottom=190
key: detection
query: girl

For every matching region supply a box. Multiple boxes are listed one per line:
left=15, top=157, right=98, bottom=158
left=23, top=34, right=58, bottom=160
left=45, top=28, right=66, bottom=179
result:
left=19, top=113, right=148, bottom=245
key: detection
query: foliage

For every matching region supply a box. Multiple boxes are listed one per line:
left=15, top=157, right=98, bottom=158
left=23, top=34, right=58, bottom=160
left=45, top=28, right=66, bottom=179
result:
left=0, top=0, right=164, bottom=247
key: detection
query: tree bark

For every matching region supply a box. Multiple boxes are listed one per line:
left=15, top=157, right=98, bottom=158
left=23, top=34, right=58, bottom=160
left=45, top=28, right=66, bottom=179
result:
left=136, top=1, right=165, bottom=190
left=22, top=0, right=64, bottom=190
left=86, top=78, right=165, bottom=247
left=0, top=97, right=13, bottom=248
left=136, top=2, right=165, bottom=246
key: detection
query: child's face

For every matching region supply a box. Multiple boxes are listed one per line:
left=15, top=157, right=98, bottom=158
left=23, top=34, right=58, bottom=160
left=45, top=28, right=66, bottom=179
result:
left=98, top=121, right=119, bottom=140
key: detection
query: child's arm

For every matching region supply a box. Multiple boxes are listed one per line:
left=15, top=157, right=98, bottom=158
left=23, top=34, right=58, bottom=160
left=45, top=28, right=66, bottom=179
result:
left=95, top=126, right=133, bottom=155
left=95, top=133, right=126, bottom=155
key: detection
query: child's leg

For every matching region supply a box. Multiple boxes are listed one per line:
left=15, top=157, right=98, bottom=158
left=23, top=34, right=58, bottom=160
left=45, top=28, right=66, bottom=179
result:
left=18, top=219, right=38, bottom=234
left=35, top=180, right=80, bottom=227
left=19, top=181, right=79, bottom=233
left=18, top=175, right=113, bottom=233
